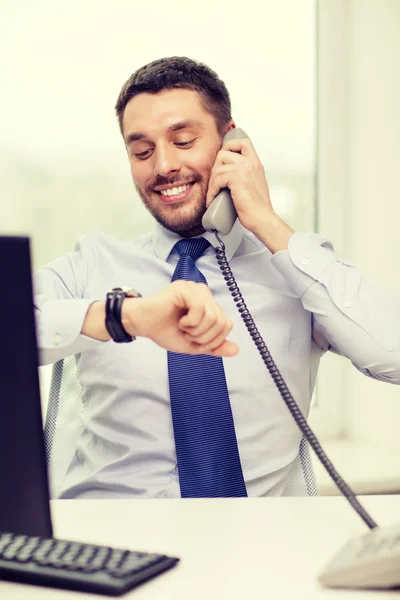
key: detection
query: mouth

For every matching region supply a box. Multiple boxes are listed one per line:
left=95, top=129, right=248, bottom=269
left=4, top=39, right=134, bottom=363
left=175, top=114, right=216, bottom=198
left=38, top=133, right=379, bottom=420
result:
left=155, top=182, right=196, bottom=204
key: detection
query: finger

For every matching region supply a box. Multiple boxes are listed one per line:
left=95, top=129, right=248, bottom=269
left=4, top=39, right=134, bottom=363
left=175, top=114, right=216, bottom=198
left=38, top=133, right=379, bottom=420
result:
left=173, top=282, right=207, bottom=326
left=212, top=148, right=243, bottom=170
left=177, top=337, right=238, bottom=357
left=178, top=283, right=216, bottom=329
left=201, top=339, right=239, bottom=357
left=183, top=318, right=232, bottom=347
left=177, top=283, right=231, bottom=343
left=206, top=321, right=234, bottom=351
left=189, top=326, right=233, bottom=353
left=180, top=307, right=222, bottom=337
left=205, top=167, right=235, bottom=208
left=217, top=149, right=243, bottom=166
left=222, top=137, right=256, bottom=157
left=179, top=303, right=205, bottom=330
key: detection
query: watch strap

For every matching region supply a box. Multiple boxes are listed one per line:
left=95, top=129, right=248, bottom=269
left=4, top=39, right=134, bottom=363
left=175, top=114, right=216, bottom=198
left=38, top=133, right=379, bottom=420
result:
left=105, top=288, right=140, bottom=343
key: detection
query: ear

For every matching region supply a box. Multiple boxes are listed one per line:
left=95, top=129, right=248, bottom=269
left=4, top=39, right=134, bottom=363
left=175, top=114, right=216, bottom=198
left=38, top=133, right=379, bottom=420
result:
left=223, top=120, right=237, bottom=137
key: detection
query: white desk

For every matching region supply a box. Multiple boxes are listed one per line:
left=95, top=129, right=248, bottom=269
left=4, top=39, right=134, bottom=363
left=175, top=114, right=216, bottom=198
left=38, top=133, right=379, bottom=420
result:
left=2, top=496, right=400, bottom=599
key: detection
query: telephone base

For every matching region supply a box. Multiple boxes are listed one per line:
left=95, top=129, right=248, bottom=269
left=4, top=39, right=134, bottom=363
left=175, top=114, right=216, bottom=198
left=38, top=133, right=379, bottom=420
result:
left=318, top=523, right=400, bottom=589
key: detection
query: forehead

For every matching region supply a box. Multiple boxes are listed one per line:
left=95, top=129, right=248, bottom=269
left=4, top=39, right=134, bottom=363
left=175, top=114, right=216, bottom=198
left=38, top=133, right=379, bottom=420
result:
left=122, top=88, right=215, bottom=137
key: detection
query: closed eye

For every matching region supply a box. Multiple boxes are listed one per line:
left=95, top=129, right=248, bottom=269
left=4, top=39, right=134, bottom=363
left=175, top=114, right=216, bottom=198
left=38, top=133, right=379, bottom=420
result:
left=175, top=140, right=195, bottom=147
left=134, top=140, right=196, bottom=159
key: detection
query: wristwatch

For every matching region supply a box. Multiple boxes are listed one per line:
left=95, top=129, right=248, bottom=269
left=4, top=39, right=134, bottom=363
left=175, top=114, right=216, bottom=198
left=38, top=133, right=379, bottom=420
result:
left=105, top=287, right=142, bottom=343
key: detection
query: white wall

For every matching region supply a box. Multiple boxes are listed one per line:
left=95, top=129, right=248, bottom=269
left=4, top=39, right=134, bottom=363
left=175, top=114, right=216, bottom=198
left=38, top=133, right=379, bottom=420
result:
left=343, top=0, right=400, bottom=449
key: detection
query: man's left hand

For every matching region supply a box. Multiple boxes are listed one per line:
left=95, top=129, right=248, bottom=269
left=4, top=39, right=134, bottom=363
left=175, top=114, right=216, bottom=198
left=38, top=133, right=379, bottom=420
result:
left=205, top=136, right=294, bottom=252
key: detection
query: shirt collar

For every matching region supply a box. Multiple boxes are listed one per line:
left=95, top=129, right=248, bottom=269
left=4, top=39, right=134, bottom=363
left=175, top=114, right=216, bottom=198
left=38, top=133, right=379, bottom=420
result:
left=152, top=219, right=245, bottom=263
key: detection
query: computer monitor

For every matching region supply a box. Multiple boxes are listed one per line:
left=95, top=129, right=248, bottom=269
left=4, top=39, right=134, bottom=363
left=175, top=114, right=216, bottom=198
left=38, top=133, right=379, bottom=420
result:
left=0, top=235, right=53, bottom=538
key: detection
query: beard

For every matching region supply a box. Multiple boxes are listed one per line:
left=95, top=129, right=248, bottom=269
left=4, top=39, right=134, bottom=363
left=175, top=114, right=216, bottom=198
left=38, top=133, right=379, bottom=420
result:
left=135, top=176, right=209, bottom=238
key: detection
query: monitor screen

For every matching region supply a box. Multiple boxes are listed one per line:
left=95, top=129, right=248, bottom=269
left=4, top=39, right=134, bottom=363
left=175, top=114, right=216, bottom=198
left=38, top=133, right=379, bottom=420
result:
left=0, top=236, right=53, bottom=538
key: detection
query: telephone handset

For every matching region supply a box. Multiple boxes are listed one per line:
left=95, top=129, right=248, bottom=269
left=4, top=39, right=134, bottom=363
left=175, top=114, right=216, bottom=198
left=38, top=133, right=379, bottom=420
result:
left=201, top=127, right=249, bottom=236
left=202, top=127, right=398, bottom=591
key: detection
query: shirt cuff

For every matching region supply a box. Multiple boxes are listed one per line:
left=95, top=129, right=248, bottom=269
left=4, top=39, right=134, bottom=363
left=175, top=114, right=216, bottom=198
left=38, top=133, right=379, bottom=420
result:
left=36, top=298, right=106, bottom=365
left=270, top=232, right=337, bottom=297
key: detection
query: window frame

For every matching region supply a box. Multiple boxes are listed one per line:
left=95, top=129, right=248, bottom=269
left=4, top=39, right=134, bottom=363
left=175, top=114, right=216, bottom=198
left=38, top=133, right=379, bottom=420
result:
left=308, top=0, right=350, bottom=440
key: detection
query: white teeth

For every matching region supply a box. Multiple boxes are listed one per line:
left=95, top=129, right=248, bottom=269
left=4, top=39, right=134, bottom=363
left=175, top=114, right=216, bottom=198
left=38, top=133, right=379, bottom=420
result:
left=160, top=183, right=191, bottom=197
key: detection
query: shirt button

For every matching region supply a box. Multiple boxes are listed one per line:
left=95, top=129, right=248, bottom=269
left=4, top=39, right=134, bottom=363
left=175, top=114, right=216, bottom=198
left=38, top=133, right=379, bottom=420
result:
left=343, top=301, right=351, bottom=308
left=54, top=334, right=62, bottom=346
left=301, top=258, right=310, bottom=266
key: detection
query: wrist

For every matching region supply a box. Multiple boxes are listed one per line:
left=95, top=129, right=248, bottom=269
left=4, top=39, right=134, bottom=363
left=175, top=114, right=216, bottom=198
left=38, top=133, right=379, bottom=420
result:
left=120, top=297, right=146, bottom=338
left=105, top=287, right=142, bottom=343
left=82, top=301, right=111, bottom=341
left=251, top=212, right=295, bottom=254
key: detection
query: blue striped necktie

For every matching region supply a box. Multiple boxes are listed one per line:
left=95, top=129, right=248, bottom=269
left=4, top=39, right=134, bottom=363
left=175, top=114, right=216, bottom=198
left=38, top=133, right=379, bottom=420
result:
left=167, top=237, right=247, bottom=498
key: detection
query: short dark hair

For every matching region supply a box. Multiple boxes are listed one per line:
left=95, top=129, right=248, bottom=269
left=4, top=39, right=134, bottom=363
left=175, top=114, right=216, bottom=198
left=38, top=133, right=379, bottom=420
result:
left=115, top=56, right=232, bottom=136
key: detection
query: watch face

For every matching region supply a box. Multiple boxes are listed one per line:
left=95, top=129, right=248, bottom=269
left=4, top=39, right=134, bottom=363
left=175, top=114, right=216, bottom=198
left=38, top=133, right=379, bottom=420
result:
left=121, top=287, right=142, bottom=298
left=110, top=287, right=141, bottom=298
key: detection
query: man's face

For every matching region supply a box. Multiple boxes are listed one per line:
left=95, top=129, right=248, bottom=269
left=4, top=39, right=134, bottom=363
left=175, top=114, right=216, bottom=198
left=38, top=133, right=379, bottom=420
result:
left=122, top=88, right=231, bottom=237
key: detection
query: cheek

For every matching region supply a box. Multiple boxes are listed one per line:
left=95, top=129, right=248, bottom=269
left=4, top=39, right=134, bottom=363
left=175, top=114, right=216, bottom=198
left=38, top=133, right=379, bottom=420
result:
left=130, top=163, right=151, bottom=190
left=189, top=155, right=215, bottom=184
left=199, top=166, right=213, bottom=189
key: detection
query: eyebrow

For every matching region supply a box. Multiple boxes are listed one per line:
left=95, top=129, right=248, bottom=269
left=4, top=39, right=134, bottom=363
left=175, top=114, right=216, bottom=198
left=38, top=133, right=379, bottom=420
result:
left=125, top=119, right=203, bottom=145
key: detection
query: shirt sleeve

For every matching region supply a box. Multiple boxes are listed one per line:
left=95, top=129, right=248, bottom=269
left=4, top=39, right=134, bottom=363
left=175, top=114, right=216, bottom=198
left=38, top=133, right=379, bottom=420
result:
left=270, top=232, right=400, bottom=384
left=33, top=235, right=107, bottom=366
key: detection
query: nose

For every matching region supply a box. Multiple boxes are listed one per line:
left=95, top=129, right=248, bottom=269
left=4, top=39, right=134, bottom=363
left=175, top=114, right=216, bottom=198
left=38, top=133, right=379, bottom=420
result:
left=153, top=144, right=181, bottom=177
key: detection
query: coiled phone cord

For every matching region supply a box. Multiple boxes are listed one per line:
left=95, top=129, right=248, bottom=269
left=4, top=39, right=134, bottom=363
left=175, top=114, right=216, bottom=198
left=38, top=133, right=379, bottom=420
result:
left=213, top=231, right=378, bottom=531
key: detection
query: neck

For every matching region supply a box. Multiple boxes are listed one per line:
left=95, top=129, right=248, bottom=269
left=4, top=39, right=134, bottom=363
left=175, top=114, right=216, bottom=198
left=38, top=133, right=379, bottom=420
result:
left=174, top=225, right=206, bottom=238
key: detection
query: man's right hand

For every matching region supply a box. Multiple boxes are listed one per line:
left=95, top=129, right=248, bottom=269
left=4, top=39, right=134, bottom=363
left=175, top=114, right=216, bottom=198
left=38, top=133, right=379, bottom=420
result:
left=82, top=281, right=238, bottom=358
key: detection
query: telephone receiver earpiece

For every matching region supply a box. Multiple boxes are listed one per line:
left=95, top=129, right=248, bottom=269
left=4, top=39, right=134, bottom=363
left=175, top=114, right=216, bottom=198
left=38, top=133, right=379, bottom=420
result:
left=201, top=127, right=249, bottom=236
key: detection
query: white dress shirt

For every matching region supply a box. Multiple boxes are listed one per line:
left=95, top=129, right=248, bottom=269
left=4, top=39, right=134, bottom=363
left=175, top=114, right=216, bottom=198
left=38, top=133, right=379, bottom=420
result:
left=33, top=221, right=400, bottom=498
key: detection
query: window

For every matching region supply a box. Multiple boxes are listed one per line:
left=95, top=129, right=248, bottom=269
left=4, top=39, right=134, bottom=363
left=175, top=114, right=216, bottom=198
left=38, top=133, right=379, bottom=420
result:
left=1, top=0, right=317, bottom=267
left=1, top=0, right=324, bottom=428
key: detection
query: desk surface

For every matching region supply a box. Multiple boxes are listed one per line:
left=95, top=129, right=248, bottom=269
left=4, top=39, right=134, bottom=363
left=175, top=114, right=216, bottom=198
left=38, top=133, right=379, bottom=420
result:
left=2, top=496, right=400, bottom=599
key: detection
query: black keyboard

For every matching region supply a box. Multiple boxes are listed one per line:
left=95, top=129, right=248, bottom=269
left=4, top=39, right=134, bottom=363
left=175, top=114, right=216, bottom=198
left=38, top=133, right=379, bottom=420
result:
left=0, top=530, right=180, bottom=596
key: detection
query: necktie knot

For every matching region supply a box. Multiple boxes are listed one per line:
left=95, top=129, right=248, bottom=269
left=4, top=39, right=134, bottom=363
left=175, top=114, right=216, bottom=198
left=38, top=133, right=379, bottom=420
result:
left=173, top=237, right=210, bottom=263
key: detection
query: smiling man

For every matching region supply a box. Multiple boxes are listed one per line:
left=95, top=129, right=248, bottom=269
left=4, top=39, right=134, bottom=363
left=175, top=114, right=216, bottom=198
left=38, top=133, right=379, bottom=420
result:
left=34, top=56, right=400, bottom=500
left=123, top=92, right=223, bottom=238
